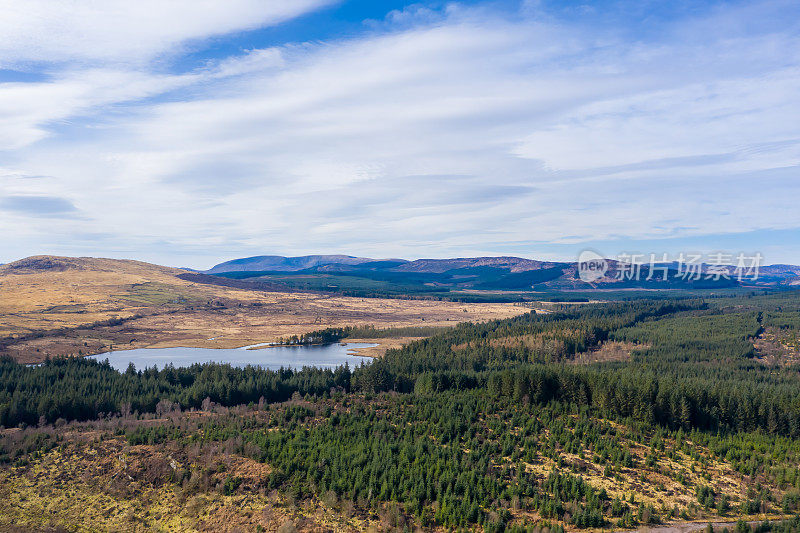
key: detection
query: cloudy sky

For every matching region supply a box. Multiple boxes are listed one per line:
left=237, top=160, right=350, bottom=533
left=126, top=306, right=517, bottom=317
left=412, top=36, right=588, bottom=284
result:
left=1, top=0, right=798, bottom=268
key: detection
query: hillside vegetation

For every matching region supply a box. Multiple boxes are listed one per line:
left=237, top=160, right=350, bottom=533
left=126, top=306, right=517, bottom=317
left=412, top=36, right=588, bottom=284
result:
left=3, top=292, right=800, bottom=531
left=202, top=254, right=800, bottom=300
left=0, top=256, right=523, bottom=363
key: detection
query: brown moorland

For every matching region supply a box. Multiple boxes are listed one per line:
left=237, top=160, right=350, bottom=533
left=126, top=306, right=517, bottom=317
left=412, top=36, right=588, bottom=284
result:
left=0, top=256, right=525, bottom=363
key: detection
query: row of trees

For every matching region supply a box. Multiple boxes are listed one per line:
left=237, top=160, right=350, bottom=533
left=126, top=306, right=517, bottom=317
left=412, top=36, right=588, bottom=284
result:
left=3, top=296, right=799, bottom=438
left=0, top=357, right=354, bottom=427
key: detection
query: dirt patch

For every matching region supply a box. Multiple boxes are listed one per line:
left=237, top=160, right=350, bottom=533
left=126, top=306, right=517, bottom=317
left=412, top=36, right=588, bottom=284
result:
left=753, top=327, right=800, bottom=366
left=0, top=420, right=380, bottom=533
left=571, top=341, right=649, bottom=364
left=342, top=337, right=429, bottom=358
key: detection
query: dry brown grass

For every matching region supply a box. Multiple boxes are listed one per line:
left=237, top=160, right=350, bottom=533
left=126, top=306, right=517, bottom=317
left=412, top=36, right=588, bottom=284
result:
left=503, top=418, right=787, bottom=529
left=0, top=435, right=372, bottom=532
left=342, top=337, right=430, bottom=358
left=570, top=340, right=649, bottom=365
left=753, top=327, right=800, bottom=367
left=3, top=405, right=788, bottom=533
left=0, top=256, right=525, bottom=363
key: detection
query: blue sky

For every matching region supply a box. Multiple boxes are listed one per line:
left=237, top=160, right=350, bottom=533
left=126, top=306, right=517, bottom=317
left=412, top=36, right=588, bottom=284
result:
left=0, top=0, right=798, bottom=268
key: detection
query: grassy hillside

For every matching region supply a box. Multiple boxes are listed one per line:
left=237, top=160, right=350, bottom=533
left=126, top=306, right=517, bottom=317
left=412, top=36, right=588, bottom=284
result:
left=0, top=256, right=524, bottom=363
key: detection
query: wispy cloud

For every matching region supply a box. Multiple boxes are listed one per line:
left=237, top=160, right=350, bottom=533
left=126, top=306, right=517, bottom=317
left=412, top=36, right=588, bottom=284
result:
left=0, top=0, right=798, bottom=266
left=0, top=0, right=336, bottom=67
left=0, top=195, right=78, bottom=217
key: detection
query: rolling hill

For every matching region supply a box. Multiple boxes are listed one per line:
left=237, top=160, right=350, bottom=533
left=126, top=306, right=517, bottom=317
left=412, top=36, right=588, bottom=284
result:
left=203, top=254, right=799, bottom=297
left=0, top=255, right=523, bottom=363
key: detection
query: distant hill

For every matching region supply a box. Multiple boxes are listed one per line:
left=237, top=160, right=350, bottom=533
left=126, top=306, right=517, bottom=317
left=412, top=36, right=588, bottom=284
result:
left=0, top=255, right=205, bottom=357
left=205, top=255, right=382, bottom=274
left=0, top=255, right=187, bottom=278
left=205, top=255, right=561, bottom=274
left=760, top=264, right=800, bottom=284
left=391, top=256, right=559, bottom=273
left=204, top=254, right=800, bottom=296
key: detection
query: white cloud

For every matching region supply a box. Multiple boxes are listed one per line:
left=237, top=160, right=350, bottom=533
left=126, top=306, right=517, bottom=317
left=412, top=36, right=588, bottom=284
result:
left=1, top=1, right=799, bottom=266
left=514, top=68, right=800, bottom=171
left=0, top=69, right=198, bottom=148
left=0, top=0, right=335, bottom=67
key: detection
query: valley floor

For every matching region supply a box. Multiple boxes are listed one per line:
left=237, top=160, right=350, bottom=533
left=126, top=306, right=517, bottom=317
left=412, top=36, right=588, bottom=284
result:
left=0, top=256, right=524, bottom=364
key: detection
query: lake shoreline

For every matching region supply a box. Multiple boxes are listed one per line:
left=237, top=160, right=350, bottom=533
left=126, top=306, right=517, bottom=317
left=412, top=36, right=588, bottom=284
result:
left=84, top=342, right=378, bottom=372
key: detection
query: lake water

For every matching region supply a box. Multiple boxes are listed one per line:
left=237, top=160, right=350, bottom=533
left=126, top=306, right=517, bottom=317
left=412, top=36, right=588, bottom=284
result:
left=88, top=342, right=377, bottom=372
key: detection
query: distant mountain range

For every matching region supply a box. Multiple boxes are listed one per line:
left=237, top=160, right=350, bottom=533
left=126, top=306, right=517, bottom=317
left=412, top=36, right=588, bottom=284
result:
left=203, top=255, right=800, bottom=296
left=1, top=254, right=798, bottom=307
left=206, top=255, right=380, bottom=273
left=206, top=255, right=558, bottom=274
